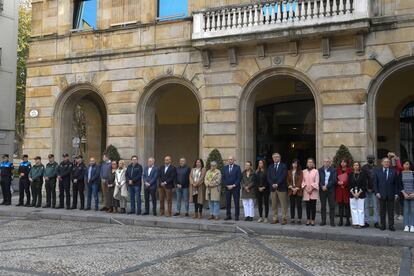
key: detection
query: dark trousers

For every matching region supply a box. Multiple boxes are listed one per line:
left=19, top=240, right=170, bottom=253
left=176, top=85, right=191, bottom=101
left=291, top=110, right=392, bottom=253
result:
left=18, top=178, right=31, bottom=205
left=59, top=177, right=71, bottom=208
left=256, top=191, right=270, bottom=218
left=31, top=180, right=42, bottom=207
left=87, top=183, right=99, bottom=210
left=106, top=186, right=114, bottom=209
left=225, top=188, right=240, bottom=219
left=144, top=187, right=157, bottom=215
left=290, top=195, right=302, bottom=220
left=320, top=189, right=336, bottom=224
left=45, top=178, right=57, bottom=207
left=1, top=178, right=12, bottom=204
left=128, top=185, right=142, bottom=214
left=338, top=202, right=350, bottom=222
left=380, top=197, right=395, bottom=228
left=306, top=199, right=317, bottom=220
left=192, top=194, right=203, bottom=213
left=72, top=180, right=85, bottom=209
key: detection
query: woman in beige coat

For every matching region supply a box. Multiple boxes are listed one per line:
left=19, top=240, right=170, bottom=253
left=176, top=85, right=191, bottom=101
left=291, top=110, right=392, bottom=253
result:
left=204, top=161, right=222, bottom=220
left=114, top=160, right=128, bottom=214
left=189, top=159, right=206, bottom=219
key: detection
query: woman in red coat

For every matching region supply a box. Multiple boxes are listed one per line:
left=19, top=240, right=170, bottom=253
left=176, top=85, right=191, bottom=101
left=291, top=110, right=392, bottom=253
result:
left=336, top=159, right=352, bottom=226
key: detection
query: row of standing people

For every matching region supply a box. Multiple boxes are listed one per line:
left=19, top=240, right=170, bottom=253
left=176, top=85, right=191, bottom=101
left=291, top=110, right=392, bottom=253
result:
left=2, top=152, right=413, bottom=232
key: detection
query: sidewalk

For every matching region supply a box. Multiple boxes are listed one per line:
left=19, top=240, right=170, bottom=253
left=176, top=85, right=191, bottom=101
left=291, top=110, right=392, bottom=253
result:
left=0, top=194, right=413, bottom=247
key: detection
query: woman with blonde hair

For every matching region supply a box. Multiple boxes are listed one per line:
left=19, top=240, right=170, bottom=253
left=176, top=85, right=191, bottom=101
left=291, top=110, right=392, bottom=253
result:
left=114, top=160, right=128, bottom=214
left=204, top=161, right=222, bottom=220
left=241, top=161, right=256, bottom=221
left=189, top=159, right=206, bottom=219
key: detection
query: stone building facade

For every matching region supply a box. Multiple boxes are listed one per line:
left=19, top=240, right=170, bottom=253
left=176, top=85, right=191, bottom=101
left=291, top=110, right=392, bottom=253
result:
left=0, top=0, right=18, bottom=157
left=25, top=0, right=414, bottom=167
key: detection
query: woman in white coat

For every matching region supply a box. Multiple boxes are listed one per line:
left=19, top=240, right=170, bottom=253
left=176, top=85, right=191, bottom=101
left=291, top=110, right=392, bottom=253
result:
left=114, top=160, right=128, bottom=214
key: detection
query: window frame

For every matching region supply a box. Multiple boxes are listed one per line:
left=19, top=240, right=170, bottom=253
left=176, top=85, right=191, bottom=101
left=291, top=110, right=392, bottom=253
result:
left=156, top=0, right=189, bottom=22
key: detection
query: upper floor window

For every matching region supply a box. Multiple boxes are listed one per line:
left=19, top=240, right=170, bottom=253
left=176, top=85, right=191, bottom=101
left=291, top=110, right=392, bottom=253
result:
left=157, top=0, right=188, bottom=21
left=73, top=0, right=97, bottom=30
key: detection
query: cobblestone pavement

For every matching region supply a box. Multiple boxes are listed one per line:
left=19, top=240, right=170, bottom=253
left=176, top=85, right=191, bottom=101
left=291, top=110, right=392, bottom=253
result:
left=0, top=217, right=410, bottom=276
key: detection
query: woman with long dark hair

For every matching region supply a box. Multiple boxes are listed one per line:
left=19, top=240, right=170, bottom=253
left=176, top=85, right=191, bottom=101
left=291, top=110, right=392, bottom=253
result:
left=189, top=159, right=206, bottom=219
left=337, top=159, right=352, bottom=226
left=288, top=159, right=303, bottom=224
left=256, top=159, right=269, bottom=223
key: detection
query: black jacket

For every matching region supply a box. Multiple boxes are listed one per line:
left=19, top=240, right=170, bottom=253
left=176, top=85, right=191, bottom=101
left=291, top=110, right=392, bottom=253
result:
left=159, top=165, right=177, bottom=189
left=348, top=171, right=368, bottom=199
left=176, top=165, right=191, bottom=189
left=72, top=162, right=86, bottom=182
left=57, top=160, right=73, bottom=180
left=125, top=163, right=143, bottom=186
left=18, top=161, right=31, bottom=180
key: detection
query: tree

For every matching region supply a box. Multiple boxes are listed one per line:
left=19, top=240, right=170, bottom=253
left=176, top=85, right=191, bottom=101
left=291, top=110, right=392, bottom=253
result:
left=15, top=1, right=31, bottom=155
left=105, top=145, right=121, bottom=162
left=206, top=148, right=224, bottom=171
left=333, top=144, right=354, bottom=168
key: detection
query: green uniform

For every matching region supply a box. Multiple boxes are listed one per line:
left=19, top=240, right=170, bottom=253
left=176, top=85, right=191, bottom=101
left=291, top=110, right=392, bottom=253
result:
left=44, top=162, right=58, bottom=207
left=29, top=164, right=44, bottom=207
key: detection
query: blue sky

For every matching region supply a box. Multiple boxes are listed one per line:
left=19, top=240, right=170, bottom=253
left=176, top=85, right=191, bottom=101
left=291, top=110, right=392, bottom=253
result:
left=158, top=0, right=188, bottom=18
left=82, top=0, right=97, bottom=29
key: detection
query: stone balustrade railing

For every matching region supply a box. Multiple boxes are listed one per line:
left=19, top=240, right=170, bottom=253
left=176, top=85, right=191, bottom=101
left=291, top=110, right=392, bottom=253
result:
left=192, top=0, right=370, bottom=40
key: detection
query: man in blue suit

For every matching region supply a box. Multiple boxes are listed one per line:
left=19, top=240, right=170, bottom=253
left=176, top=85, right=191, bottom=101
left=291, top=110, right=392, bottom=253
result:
left=267, top=153, right=288, bottom=224
left=142, top=157, right=158, bottom=216
left=85, top=157, right=101, bottom=211
left=373, top=157, right=400, bottom=231
left=318, top=158, right=337, bottom=227
left=222, top=156, right=242, bottom=221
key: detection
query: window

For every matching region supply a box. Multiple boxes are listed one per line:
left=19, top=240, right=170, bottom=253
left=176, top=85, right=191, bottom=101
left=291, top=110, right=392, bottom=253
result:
left=73, top=0, right=97, bottom=30
left=157, top=0, right=188, bottom=21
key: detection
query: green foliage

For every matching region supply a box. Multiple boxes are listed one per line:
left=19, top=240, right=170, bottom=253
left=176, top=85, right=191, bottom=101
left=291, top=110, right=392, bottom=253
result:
left=206, top=148, right=224, bottom=171
left=15, top=2, right=31, bottom=154
left=104, top=145, right=121, bottom=162
left=333, top=144, right=354, bottom=168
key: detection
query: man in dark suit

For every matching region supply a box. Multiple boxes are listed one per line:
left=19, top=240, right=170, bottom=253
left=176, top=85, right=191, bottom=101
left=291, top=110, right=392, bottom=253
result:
left=222, top=156, right=242, bottom=221
left=267, top=153, right=288, bottom=224
left=85, top=157, right=101, bottom=211
left=143, top=157, right=158, bottom=216
left=318, top=158, right=337, bottom=227
left=159, top=156, right=176, bottom=217
left=126, top=155, right=143, bottom=215
left=373, top=157, right=400, bottom=231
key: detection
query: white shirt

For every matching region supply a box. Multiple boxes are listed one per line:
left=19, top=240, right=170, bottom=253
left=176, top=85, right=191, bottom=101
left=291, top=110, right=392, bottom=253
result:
left=164, top=165, right=169, bottom=173
left=148, top=166, right=153, bottom=176
left=324, top=168, right=330, bottom=186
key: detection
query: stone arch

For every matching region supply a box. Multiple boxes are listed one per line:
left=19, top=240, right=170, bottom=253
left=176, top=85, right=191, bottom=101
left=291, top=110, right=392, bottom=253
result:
left=367, top=56, right=414, bottom=158
left=53, top=83, right=108, bottom=161
left=136, top=75, right=203, bottom=164
left=238, top=66, right=322, bottom=166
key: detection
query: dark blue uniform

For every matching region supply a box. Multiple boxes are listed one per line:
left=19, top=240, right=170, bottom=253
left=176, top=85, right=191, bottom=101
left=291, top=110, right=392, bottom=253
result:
left=0, top=161, right=14, bottom=205
left=18, top=161, right=32, bottom=206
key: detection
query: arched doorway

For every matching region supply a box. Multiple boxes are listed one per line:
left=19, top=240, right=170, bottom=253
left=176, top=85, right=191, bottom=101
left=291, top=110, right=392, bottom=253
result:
left=138, top=78, right=201, bottom=166
left=240, top=69, right=319, bottom=168
left=54, top=84, right=107, bottom=161
left=373, top=67, right=414, bottom=161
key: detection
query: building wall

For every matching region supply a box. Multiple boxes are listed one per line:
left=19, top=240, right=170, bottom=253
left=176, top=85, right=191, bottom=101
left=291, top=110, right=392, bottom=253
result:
left=0, top=0, right=18, bottom=157
left=25, top=0, right=414, bottom=165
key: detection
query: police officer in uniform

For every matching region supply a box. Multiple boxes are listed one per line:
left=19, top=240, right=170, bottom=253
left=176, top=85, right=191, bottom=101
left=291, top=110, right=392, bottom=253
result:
left=0, top=154, right=14, bottom=205
left=17, top=154, right=31, bottom=207
left=43, top=154, right=58, bottom=208
left=57, top=153, right=73, bottom=209
left=29, top=156, right=44, bottom=208
left=71, top=155, right=86, bottom=210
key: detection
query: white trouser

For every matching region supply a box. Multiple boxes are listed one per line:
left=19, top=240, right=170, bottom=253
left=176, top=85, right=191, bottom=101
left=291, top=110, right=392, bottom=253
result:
left=350, top=198, right=365, bottom=226
left=242, top=199, right=255, bottom=217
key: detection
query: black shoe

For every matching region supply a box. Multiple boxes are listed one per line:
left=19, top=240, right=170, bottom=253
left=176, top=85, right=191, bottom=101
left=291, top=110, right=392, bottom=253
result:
left=65, top=207, right=71, bottom=210
left=100, top=207, right=107, bottom=211
left=136, top=212, right=141, bottom=216
left=374, top=223, right=380, bottom=229
left=142, top=212, right=149, bottom=215
left=121, top=208, right=126, bottom=214
left=235, top=217, right=239, bottom=221
left=244, top=217, right=249, bottom=221
left=25, top=203, right=31, bottom=207
left=184, top=213, right=189, bottom=217
left=297, top=220, right=302, bottom=225
left=380, top=226, right=386, bottom=231
left=127, top=211, right=135, bottom=215
left=320, top=222, right=326, bottom=226
left=70, top=206, right=77, bottom=210
left=0, top=202, right=5, bottom=205
left=30, top=204, right=36, bottom=207
left=5, top=202, right=11, bottom=206
left=95, top=208, right=99, bottom=211
left=173, top=212, right=180, bottom=216
left=35, top=205, right=41, bottom=208
left=79, top=207, right=84, bottom=210
left=389, top=226, right=396, bottom=232
left=153, top=213, right=157, bottom=216
left=42, top=205, right=50, bottom=208
left=224, top=216, right=232, bottom=221
left=56, top=206, right=63, bottom=209
left=345, top=220, right=351, bottom=227
left=16, top=203, right=23, bottom=207
left=338, top=221, right=343, bottom=227
left=85, top=208, right=91, bottom=211
left=364, top=223, right=370, bottom=228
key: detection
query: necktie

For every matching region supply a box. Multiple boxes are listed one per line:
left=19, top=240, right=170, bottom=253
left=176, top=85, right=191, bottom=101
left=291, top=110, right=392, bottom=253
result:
left=229, top=165, right=232, bottom=173
left=275, top=163, right=279, bottom=173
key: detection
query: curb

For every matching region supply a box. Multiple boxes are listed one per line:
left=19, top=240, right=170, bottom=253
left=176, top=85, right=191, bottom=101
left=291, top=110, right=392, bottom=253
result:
left=0, top=208, right=412, bottom=247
